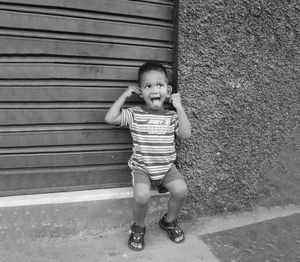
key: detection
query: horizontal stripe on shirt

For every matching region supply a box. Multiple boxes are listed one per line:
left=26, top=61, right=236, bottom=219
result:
left=134, top=150, right=176, bottom=157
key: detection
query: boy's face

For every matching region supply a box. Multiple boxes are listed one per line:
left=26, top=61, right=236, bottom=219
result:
left=139, top=70, right=171, bottom=111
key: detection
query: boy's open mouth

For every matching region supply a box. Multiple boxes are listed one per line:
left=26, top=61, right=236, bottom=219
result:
left=150, top=97, right=160, bottom=107
left=151, top=97, right=160, bottom=102
left=149, top=97, right=162, bottom=108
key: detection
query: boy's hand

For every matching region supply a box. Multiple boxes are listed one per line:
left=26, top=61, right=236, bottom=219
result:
left=169, top=93, right=184, bottom=110
left=124, top=86, right=141, bottom=97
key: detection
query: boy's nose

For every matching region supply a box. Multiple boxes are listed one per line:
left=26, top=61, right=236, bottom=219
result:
left=151, top=85, right=159, bottom=92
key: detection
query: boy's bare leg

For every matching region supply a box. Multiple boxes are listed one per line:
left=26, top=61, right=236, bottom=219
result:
left=165, top=180, right=188, bottom=222
left=133, top=183, right=151, bottom=227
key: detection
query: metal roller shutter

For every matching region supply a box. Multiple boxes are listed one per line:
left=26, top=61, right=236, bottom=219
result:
left=0, top=0, right=178, bottom=196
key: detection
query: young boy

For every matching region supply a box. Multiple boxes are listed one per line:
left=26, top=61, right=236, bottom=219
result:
left=105, top=61, right=191, bottom=251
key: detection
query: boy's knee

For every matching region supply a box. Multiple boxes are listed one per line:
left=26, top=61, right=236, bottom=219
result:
left=170, top=182, right=188, bottom=200
left=134, top=191, right=151, bottom=205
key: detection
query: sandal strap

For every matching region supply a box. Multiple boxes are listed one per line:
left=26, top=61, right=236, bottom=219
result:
left=164, top=221, right=182, bottom=235
left=160, top=214, right=184, bottom=242
left=163, top=218, right=178, bottom=228
left=128, top=223, right=146, bottom=251
left=162, top=214, right=178, bottom=227
left=131, top=223, right=146, bottom=234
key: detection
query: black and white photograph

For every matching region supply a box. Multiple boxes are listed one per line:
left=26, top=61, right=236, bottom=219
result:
left=0, top=0, right=299, bottom=261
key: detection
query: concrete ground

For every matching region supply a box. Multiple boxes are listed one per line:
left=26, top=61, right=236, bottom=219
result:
left=0, top=204, right=299, bottom=262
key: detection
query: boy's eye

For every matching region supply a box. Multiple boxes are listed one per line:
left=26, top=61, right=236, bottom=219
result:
left=157, top=83, right=163, bottom=87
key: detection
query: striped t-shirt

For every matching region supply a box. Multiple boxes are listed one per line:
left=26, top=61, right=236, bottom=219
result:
left=120, top=106, right=178, bottom=180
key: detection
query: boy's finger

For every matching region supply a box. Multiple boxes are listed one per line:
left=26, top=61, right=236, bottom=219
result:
left=134, top=87, right=141, bottom=94
left=133, top=89, right=141, bottom=95
left=170, top=94, right=180, bottom=101
left=129, top=86, right=140, bottom=92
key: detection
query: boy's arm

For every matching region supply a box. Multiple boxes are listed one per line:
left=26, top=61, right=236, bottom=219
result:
left=170, top=93, right=191, bottom=139
left=105, top=86, right=140, bottom=125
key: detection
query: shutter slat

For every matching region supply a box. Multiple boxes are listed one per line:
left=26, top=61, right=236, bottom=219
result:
left=0, top=150, right=132, bottom=168
left=0, top=109, right=107, bottom=124
left=0, top=64, right=138, bottom=80
left=0, top=129, right=132, bottom=147
left=0, top=87, right=140, bottom=102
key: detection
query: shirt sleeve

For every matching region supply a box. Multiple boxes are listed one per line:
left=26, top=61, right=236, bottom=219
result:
left=119, top=108, right=134, bottom=128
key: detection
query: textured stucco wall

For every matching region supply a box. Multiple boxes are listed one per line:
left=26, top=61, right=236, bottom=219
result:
left=177, top=0, right=300, bottom=215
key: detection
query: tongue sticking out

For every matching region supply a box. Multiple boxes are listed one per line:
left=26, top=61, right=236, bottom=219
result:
left=151, top=98, right=161, bottom=107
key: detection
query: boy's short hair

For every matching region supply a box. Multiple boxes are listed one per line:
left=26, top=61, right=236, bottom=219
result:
left=138, top=61, right=168, bottom=85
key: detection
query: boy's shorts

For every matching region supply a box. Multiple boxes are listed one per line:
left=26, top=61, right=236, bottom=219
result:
left=131, top=164, right=185, bottom=193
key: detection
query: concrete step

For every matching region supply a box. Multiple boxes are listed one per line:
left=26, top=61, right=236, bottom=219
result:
left=0, top=187, right=169, bottom=240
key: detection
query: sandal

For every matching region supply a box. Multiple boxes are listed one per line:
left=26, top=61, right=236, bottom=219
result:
left=128, top=223, right=146, bottom=251
left=159, top=214, right=185, bottom=243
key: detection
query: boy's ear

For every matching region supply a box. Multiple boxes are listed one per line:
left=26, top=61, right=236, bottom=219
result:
left=167, top=85, right=172, bottom=97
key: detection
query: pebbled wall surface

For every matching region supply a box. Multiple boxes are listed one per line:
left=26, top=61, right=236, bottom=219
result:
left=176, top=0, right=300, bottom=215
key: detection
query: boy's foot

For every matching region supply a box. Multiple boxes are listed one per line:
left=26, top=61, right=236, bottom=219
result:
left=128, top=223, right=146, bottom=251
left=159, top=214, right=185, bottom=243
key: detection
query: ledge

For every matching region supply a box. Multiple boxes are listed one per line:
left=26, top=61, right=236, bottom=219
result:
left=0, top=187, right=167, bottom=208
